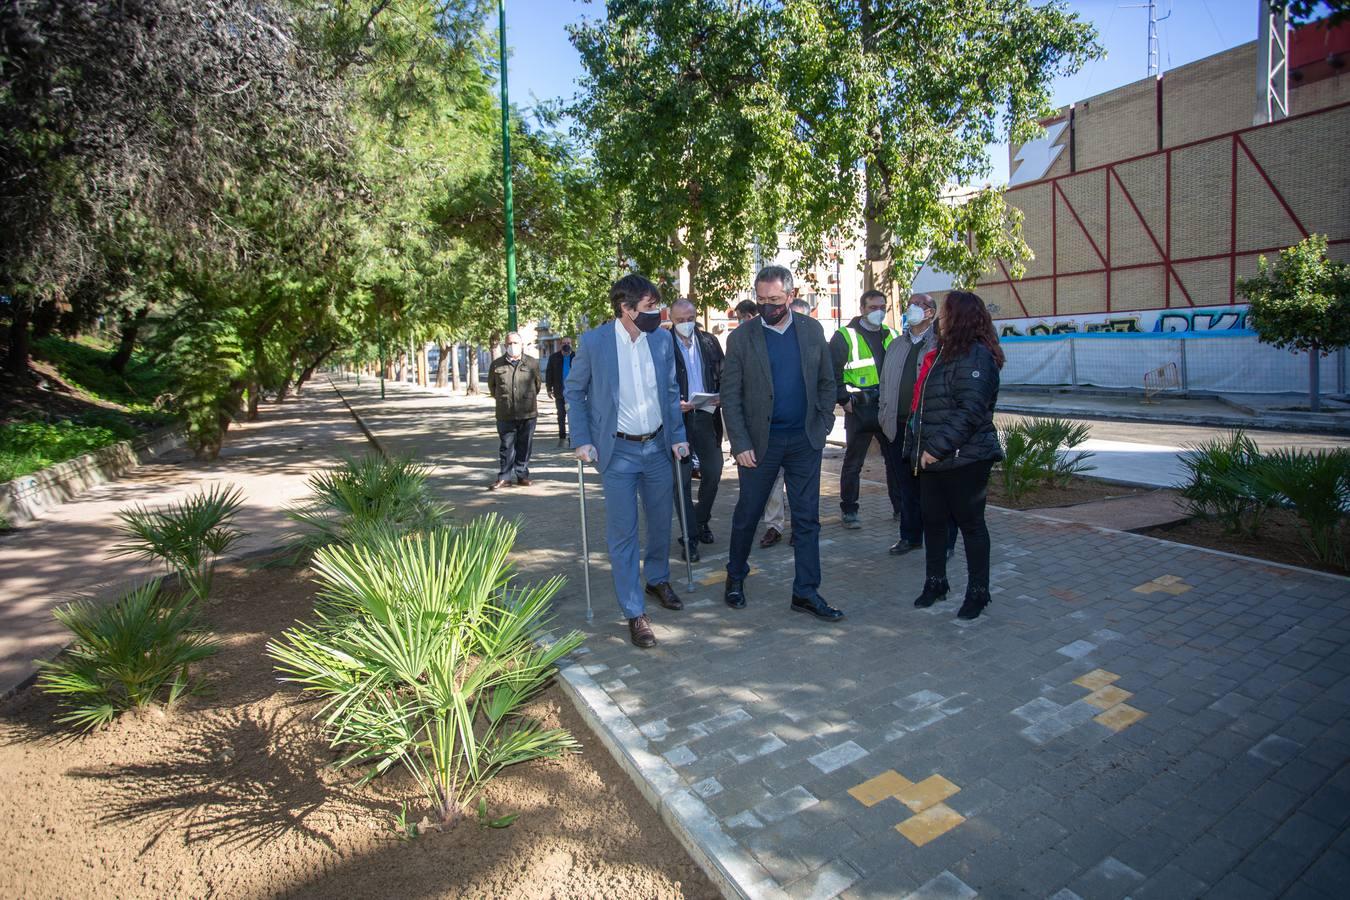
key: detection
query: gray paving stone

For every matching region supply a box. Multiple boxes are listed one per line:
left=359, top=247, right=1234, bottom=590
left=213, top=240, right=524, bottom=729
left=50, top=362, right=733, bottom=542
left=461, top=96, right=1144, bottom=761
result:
left=1066, top=855, right=1145, bottom=900
left=785, top=859, right=860, bottom=900
left=903, top=870, right=976, bottom=900
left=808, top=741, right=869, bottom=774
left=755, top=786, right=820, bottom=824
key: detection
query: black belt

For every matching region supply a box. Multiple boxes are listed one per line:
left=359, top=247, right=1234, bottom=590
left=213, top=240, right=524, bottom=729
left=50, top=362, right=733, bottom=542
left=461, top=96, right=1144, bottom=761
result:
left=615, top=425, right=663, bottom=442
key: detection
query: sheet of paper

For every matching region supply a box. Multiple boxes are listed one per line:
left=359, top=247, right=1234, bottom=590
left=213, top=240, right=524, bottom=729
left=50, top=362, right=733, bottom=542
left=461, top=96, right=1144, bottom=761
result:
left=688, top=392, right=719, bottom=406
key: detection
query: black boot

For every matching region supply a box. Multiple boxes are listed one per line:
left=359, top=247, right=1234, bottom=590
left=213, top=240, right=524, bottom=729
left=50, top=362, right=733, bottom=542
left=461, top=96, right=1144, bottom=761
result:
left=913, top=576, right=949, bottom=608
left=957, top=585, right=992, bottom=620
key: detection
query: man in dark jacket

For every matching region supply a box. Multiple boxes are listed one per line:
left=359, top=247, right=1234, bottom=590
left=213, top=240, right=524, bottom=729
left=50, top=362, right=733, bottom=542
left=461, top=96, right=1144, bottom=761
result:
left=669, top=299, right=724, bottom=561
left=830, top=289, right=903, bottom=529
left=544, top=340, right=574, bottom=443
left=487, top=332, right=542, bottom=490
left=721, top=266, right=844, bottom=622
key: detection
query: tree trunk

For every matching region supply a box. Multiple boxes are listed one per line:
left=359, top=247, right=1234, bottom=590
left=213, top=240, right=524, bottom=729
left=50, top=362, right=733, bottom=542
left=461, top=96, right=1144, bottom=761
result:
left=295, top=344, right=338, bottom=397
left=435, top=342, right=449, bottom=388
left=687, top=247, right=703, bottom=307
left=4, top=298, right=32, bottom=376
left=246, top=381, right=261, bottom=421
left=449, top=343, right=461, bottom=392
left=31, top=299, right=59, bottom=340
left=1309, top=343, right=1321, bottom=412
left=466, top=346, right=479, bottom=394
left=418, top=342, right=429, bottom=387
left=109, top=305, right=150, bottom=374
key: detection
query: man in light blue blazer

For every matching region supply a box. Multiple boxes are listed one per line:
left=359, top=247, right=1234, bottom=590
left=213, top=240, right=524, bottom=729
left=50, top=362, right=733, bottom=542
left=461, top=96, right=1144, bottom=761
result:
left=565, top=274, right=690, bottom=649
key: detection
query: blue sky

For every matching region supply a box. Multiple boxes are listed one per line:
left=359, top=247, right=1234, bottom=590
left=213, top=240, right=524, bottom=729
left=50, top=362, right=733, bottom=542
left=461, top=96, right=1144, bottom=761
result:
left=503, top=0, right=1263, bottom=184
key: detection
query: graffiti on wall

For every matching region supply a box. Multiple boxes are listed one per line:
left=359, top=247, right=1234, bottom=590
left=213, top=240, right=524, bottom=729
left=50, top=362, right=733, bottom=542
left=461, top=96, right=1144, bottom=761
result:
left=997, top=305, right=1252, bottom=337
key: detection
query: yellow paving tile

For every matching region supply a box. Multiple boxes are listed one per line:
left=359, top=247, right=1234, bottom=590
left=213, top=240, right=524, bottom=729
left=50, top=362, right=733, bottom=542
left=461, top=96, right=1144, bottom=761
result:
left=893, top=774, right=961, bottom=813
left=848, top=770, right=912, bottom=807
left=1133, top=575, right=1192, bottom=595
left=1154, top=574, right=1184, bottom=585
left=1083, top=685, right=1134, bottom=710
left=1157, top=582, right=1193, bottom=595
left=1094, top=703, right=1148, bottom=732
left=895, top=803, right=965, bottom=847
left=1073, top=669, right=1121, bottom=691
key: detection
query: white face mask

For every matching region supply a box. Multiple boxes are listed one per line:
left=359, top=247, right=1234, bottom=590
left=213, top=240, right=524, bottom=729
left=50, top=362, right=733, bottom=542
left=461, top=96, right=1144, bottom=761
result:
left=905, top=304, right=927, bottom=326
left=864, top=309, right=886, bottom=327
left=674, top=321, right=696, bottom=338
left=506, top=343, right=522, bottom=358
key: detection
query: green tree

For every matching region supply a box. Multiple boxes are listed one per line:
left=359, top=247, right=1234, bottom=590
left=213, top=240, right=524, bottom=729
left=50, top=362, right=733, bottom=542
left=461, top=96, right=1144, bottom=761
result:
left=1239, top=235, right=1350, bottom=413
left=778, top=0, right=1101, bottom=294
left=569, top=0, right=788, bottom=307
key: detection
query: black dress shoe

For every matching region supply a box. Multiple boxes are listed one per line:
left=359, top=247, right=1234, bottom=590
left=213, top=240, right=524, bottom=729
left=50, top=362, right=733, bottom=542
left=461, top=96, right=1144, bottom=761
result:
left=913, top=576, right=950, bottom=608
left=957, top=586, right=992, bottom=620
left=724, top=578, right=746, bottom=609
left=889, top=540, right=922, bottom=556
left=678, top=538, right=700, bottom=563
left=791, top=595, right=844, bottom=621
left=645, top=581, right=683, bottom=610
left=697, top=524, right=715, bottom=545
left=628, top=614, right=657, bottom=648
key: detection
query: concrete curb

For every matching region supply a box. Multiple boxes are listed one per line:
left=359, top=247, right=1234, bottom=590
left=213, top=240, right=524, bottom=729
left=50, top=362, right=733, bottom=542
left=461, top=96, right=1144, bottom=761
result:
left=554, top=662, right=779, bottom=900
left=327, top=378, right=388, bottom=457
left=997, top=401, right=1350, bottom=436
left=0, top=424, right=185, bottom=528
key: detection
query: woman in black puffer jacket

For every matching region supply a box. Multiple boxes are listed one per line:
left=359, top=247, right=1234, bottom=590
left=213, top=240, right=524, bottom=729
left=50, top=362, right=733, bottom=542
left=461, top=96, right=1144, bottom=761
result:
left=905, top=291, right=1004, bottom=619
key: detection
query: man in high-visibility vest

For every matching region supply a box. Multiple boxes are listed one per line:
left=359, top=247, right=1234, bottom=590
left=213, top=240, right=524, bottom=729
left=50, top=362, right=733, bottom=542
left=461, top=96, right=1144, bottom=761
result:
left=828, top=289, right=904, bottom=528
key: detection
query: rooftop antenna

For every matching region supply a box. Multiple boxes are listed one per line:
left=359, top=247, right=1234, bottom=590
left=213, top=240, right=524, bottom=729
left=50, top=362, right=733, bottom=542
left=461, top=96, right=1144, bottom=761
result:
left=1122, top=0, right=1173, bottom=76
left=1255, top=0, right=1290, bottom=124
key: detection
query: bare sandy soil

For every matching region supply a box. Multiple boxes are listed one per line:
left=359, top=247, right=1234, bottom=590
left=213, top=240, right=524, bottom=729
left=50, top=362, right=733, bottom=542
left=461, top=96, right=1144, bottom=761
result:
left=0, top=563, right=718, bottom=899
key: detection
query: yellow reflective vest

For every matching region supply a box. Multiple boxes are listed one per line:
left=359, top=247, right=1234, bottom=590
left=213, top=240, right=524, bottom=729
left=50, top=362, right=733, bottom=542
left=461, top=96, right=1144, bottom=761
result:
left=839, top=323, right=898, bottom=388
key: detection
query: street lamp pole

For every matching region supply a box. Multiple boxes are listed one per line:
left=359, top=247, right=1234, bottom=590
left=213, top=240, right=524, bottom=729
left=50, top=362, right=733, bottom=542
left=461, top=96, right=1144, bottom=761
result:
left=498, top=0, right=518, bottom=333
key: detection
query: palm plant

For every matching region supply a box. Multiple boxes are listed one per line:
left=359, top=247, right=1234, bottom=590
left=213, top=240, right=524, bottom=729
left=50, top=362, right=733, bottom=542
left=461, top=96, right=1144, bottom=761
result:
left=110, top=484, right=245, bottom=600
left=268, top=514, right=585, bottom=823
left=281, top=454, right=450, bottom=559
left=1249, top=448, right=1350, bottom=566
left=997, top=420, right=1056, bottom=501
left=1023, top=417, right=1097, bottom=485
left=1178, top=430, right=1269, bottom=535
left=36, top=582, right=218, bottom=730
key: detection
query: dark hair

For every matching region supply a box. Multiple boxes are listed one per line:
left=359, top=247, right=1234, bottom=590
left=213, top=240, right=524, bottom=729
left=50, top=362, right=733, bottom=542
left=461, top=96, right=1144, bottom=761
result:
left=610, top=274, right=661, bottom=319
left=939, top=291, right=1004, bottom=369
left=734, top=299, right=758, bottom=320
left=860, top=289, right=886, bottom=306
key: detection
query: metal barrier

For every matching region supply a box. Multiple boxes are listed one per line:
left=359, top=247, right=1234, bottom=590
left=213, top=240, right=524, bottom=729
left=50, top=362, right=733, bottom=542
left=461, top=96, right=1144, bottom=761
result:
left=1143, top=362, right=1182, bottom=403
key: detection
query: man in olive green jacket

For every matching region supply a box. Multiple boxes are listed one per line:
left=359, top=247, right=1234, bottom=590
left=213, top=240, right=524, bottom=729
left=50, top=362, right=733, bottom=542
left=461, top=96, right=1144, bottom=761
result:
left=488, top=332, right=542, bottom=489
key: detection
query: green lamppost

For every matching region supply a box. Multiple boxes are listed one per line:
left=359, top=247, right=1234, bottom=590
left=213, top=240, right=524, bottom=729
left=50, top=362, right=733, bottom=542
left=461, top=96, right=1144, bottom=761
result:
left=498, top=0, right=518, bottom=332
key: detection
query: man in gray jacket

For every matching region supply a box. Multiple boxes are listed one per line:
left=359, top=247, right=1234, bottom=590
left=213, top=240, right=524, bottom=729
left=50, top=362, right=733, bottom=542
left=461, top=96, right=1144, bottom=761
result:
left=721, top=266, right=843, bottom=621
left=879, top=293, right=945, bottom=554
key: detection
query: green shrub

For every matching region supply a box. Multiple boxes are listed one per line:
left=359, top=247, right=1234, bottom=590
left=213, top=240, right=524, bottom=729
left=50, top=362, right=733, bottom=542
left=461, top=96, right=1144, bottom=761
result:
left=1178, top=430, right=1270, bottom=535
left=36, top=582, right=218, bottom=730
left=1249, top=448, right=1350, bottom=566
left=110, top=485, right=245, bottom=600
left=996, top=416, right=1096, bottom=501
left=0, top=418, right=136, bottom=482
left=268, top=515, right=585, bottom=823
left=281, top=454, right=449, bottom=560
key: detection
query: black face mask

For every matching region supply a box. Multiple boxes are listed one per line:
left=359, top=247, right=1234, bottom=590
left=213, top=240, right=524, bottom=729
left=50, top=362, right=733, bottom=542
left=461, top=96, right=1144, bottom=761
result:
left=561, top=344, right=571, bottom=354
left=634, top=310, right=662, bottom=333
left=758, top=303, right=789, bottom=326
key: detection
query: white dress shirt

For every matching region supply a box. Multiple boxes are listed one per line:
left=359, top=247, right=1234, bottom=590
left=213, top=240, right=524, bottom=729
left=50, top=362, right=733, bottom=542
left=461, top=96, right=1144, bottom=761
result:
left=615, top=323, right=661, bottom=435
left=764, top=309, right=794, bottom=334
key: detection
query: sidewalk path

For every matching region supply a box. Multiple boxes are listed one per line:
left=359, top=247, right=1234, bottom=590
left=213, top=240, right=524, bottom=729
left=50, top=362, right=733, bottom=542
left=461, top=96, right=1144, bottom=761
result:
left=0, top=384, right=368, bottom=695
left=344, top=379, right=1350, bottom=900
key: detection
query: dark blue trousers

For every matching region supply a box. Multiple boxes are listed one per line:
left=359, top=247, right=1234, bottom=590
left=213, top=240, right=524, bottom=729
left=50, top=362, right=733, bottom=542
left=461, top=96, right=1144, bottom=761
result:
left=727, top=429, right=822, bottom=600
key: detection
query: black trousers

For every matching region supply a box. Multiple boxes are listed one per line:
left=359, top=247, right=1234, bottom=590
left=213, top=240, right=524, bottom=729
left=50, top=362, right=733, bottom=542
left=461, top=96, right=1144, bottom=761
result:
left=553, top=394, right=567, bottom=439
left=895, top=440, right=958, bottom=550
left=919, top=460, right=994, bottom=586
left=496, top=417, right=536, bottom=480
left=727, top=430, right=823, bottom=600
left=676, top=409, right=723, bottom=532
left=839, top=411, right=902, bottom=516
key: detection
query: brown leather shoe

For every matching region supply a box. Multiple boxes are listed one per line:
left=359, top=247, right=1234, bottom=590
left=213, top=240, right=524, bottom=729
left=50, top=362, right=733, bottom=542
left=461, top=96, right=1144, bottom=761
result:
left=516, top=477, right=532, bottom=486
left=645, top=582, right=683, bottom=610
left=488, top=479, right=511, bottom=491
left=628, top=614, right=657, bottom=648
left=759, top=527, right=782, bottom=548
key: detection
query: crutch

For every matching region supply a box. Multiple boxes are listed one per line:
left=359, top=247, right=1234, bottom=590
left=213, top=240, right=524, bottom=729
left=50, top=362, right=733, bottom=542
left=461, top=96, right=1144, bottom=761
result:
left=672, top=447, right=696, bottom=593
left=576, top=456, right=594, bottom=624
